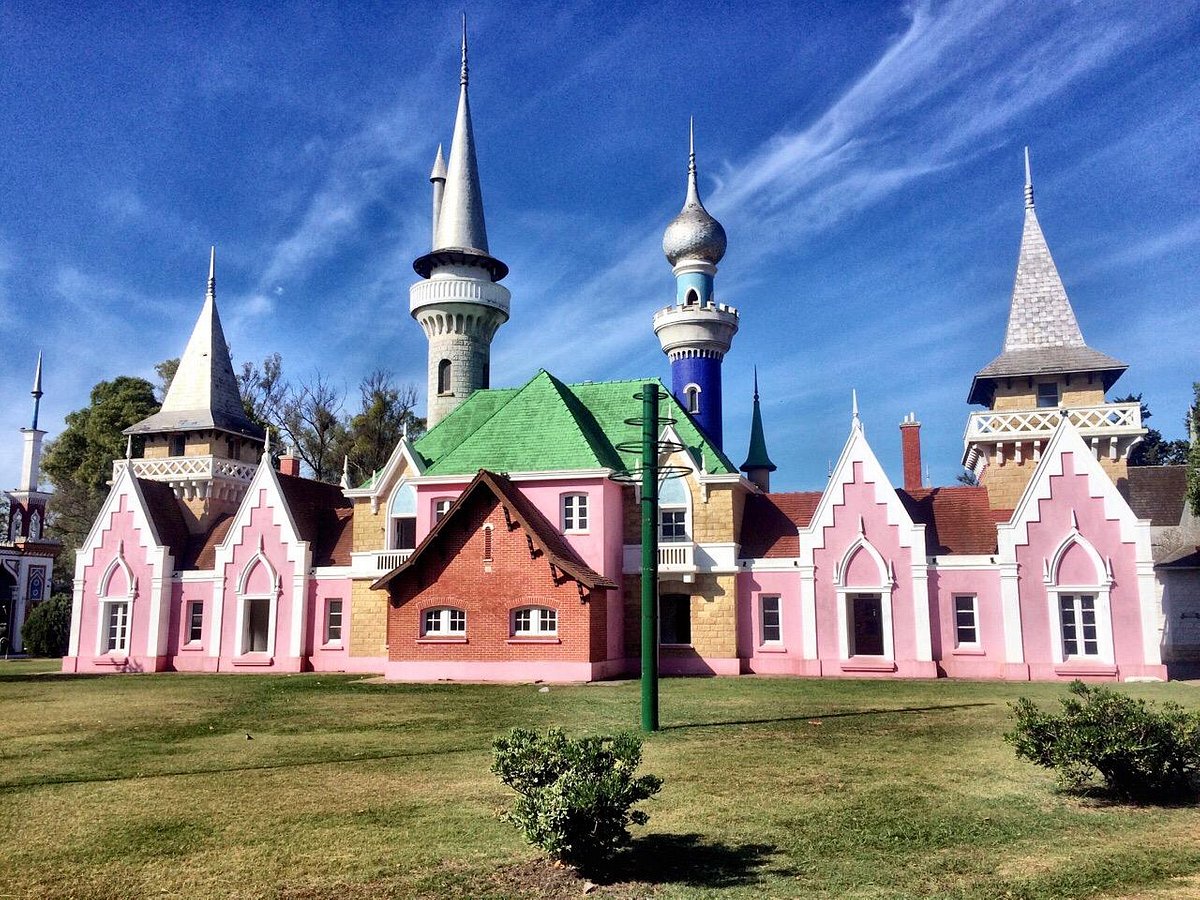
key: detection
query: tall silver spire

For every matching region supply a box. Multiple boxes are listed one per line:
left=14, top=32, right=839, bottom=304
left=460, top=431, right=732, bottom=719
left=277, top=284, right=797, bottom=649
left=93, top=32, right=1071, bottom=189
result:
left=662, top=119, right=727, bottom=266
left=432, top=16, right=490, bottom=255
left=30, top=351, right=43, bottom=431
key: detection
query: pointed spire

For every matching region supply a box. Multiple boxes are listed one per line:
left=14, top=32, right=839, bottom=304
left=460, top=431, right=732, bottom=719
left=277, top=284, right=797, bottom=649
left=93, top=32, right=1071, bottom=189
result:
left=340, top=455, right=351, bottom=490
left=432, top=15, right=489, bottom=255
left=740, top=367, right=777, bottom=483
left=30, top=352, right=43, bottom=431
left=851, top=389, right=860, bottom=427
left=207, top=245, right=216, bottom=298
left=662, top=118, right=727, bottom=266
left=1024, top=146, right=1034, bottom=209
left=430, top=143, right=447, bottom=182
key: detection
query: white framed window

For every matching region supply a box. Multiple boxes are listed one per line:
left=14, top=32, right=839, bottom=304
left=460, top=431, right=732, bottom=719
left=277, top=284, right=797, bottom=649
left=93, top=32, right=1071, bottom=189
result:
left=1059, top=593, right=1100, bottom=658
left=760, top=596, right=782, bottom=644
left=433, top=498, right=453, bottom=523
left=512, top=606, right=557, bottom=636
left=954, top=595, right=979, bottom=647
left=561, top=493, right=588, bottom=532
left=437, top=359, right=452, bottom=395
left=187, top=601, right=204, bottom=644
left=389, top=482, right=417, bottom=551
left=684, top=383, right=701, bottom=414
left=658, top=476, right=690, bottom=543
left=660, top=509, right=687, bottom=542
left=325, top=599, right=344, bottom=644
left=105, top=601, right=130, bottom=653
left=423, top=607, right=466, bottom=636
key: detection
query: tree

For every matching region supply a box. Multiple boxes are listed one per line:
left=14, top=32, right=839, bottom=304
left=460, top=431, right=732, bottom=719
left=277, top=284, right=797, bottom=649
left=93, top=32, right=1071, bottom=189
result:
left=21, top=594, right=72, bottom=657
left=154, top=357, right=179, bottom=402
left=41, top=377, right=159, bottom=558
left=340, top=370, right=425, bottom=485
left=1187, top=382, right=1200, bottom=516
left=238, top=352, right=287, bottom=434
left=281, top=373, right=347, bottom=483
left=1115, top=393, right=1189, bottom=466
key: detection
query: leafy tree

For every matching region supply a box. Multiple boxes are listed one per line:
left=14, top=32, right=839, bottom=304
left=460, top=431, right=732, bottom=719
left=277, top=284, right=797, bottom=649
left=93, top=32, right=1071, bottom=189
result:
left=154, top=357, right=179, bottom=402
left=1115, top=393, right=1189, bottom=466
left=282, top=373, right=347, bottom=483
left=41, top=377, right=159, bottom=557
left=1187, top=382, right=1200, bottom=516
left=21, top=594, right=72, bottom=657
left=956, top=469, right=980, bottom=486
left=239, top=352, right=287, bottom=433
left=340, top=370, right=426, bottom=485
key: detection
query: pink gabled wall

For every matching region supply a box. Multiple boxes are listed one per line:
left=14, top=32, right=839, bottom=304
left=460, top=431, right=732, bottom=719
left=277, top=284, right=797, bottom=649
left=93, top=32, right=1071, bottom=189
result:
left=811, top=462, right=935, bottom=678
left=1015, top=451, right=1165, bottom=680
left=169, top=580, right=214, bottom=671
left=217, top=488, right=304, bottom=673
left=63, top=493, right=166, bottom=674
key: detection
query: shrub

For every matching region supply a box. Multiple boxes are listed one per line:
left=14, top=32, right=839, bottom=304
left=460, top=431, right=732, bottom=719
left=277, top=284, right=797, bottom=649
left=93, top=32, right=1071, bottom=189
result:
left=491, top=727, right=663, bottom=871
left=20, top=594, right=72, bottom=658
left=1006, top=680, right=1200, bottom=801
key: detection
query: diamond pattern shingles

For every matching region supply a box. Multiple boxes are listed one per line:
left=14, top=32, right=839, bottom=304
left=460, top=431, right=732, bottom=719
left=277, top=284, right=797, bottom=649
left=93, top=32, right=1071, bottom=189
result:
left=1003, top=207, right=1084, bottom=351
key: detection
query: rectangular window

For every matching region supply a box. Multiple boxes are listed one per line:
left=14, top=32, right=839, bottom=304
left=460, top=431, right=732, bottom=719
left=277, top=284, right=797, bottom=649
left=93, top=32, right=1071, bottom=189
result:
left=325, top=599, right=343, bottom=644
left=187, top=601, right=204, bottom=643
left=393, top=516, right=417, bottom=550
left=760, top=596, right=782, bottom=644
left=851, top=593, right=884, bottom=656
left=1060, top=594, right=1099, bottom=657
left=245, top=598, right=270, bottom=653
left=513, top=607, right=556, bottom=636
left=561, top=494, right=588, bottom=532
left=424, top=607, right=466, bottom=635
left=1036, top=382, right=1060, bottom=408
left=660, top=509, right=687, bottom=542
left=660, top=594, right=691, bottom=645
left=954, top=595, right=978, bottom=647
left=434, top=499, right=452, bottom=522
left=106, top=602, right=130, bottom=653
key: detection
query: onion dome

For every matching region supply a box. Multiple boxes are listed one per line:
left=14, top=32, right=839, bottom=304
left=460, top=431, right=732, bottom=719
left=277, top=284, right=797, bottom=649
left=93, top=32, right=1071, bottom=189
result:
left=662, top=120, right=727, bottom=266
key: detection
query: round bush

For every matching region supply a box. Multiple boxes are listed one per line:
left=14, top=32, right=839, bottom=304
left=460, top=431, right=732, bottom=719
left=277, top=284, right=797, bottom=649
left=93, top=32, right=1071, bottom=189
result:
left=21, top=594, right=72, bottom=658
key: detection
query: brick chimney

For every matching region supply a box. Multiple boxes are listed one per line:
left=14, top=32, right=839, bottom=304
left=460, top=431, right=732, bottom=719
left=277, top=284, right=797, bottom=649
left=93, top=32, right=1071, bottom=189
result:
left=900, top=413, right=922, bottom=491
left=279, top=447, right=301, bottom=478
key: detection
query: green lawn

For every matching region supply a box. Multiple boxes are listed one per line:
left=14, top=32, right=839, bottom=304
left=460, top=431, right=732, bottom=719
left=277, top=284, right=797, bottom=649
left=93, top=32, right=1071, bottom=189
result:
left=1, top=661, right=1198, bottom=899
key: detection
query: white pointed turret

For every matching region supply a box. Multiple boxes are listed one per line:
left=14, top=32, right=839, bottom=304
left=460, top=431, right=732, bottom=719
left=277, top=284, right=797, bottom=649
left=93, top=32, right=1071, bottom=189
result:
left=126, top=248, right=264, bottom=442
left=16, top=353, right=48, bottom=495
left=410, top=19, right=511, bottom=428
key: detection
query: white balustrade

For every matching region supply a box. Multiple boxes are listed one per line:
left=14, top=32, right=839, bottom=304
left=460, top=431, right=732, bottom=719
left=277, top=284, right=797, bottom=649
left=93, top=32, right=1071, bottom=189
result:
left=964, top=403, right=1142, bottom=443
left=114, top=455, right=258, bottom=484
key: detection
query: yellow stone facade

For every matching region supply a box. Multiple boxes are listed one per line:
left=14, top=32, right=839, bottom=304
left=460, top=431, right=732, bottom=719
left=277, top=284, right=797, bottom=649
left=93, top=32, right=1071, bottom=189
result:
left=622, top=573, right=738, bottom=659
left=350, top=579, right=388, bottom=658
left=990, top=376, right=1106, bottom=411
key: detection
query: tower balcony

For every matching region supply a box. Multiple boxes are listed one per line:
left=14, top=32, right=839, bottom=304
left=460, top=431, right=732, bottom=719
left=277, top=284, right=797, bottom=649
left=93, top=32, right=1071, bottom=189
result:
left=409, top=275, right=510, bottom=320
left=652, top=300, right=739, bottom=359
left=114, top=455, right=258, bottom=501
left=962, top=402, right=1143, bottom=469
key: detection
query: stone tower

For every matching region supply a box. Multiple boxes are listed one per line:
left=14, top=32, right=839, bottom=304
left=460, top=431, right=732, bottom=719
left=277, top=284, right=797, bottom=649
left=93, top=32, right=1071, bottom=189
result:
left=964, top=150, right=1145, bottom=508
left=124, top=249, right=266, bottom=533
left=411, top=21, right=510, bottom=429
left=654, top=121, right=739, bottom=450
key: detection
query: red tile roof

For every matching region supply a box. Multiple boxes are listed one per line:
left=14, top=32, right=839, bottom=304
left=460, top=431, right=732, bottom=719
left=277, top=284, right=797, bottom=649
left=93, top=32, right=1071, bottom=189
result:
left=740, top=485, right=1003, bottom=559
left=740, top=492, right=822, bottom=558
left=181, top=514, right=235, bottom=571
left=373, top=470, right=616, bottom=591
left=277, top=473, right=354, bottom=567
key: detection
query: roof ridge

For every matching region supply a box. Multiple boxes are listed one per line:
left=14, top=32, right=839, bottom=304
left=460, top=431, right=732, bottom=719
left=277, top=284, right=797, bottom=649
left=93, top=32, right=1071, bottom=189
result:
left=542, top=373, right=627, bottom=473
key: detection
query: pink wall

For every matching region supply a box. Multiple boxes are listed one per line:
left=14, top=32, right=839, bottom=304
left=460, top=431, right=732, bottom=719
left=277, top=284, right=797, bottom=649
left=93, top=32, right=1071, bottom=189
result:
left=64, top=494, right=165, bottom=674
left=929, top=568, right=1006, bottom=679
left=307, top=577, right=363, bottom=672
left=168, top=581, right=214, bottom=672
left=735, top=571, right=822, bottom=676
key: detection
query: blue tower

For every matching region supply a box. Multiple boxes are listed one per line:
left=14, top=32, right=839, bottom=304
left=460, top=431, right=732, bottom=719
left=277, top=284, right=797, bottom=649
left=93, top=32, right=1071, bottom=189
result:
left=653, top=121, right=739, bottom=449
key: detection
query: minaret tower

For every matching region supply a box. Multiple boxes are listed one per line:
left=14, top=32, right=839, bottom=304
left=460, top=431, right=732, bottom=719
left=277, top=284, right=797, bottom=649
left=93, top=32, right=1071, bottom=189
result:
left=654, top=120, right=739, bottom=449
left=411, top=20, right=510, bottom=428
left=964, top=149, right=1143, bottom=508
left=740, top=369, right=777, bottom=491
left=7, top=354, right=53, bottom=543
left=124, top=248, right=266, bottom=533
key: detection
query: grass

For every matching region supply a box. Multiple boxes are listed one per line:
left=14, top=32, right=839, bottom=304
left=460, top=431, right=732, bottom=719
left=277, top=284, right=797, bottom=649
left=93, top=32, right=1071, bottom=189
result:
left=1, top=660, right=1198, bottom=899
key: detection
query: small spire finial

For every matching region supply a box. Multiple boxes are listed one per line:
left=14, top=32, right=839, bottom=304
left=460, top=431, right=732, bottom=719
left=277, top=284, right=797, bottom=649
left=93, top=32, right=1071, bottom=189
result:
left=30, top=352, right=43, bottom=431
left=125, top=434, right=132, bottom=460
left=460, top=13, right=468, bottom=86
left=688, top=116, right=697, bottom=180
left=207, top=246, right=217, bottom=299
left=340, top=454, right=351, bottom=490
left=264, top=427, right=272, bottom=457
left=851, top=388, right=860, bottom=425
left=1023, top=146, right=1034, bottom=209
left=753, top=365, right=759, bottom=402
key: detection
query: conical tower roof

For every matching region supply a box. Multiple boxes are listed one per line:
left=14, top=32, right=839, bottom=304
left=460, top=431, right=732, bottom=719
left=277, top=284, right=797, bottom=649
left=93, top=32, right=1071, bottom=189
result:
left=740, top=370, right=776, bottom=474
left=969, top=150, right=1125, bottom=405
left=126, top=248, right=265, bottom=440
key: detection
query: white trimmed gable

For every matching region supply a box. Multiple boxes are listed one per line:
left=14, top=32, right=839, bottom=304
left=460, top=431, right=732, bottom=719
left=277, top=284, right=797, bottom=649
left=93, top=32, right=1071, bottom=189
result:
left=344, top=436, right=426, bottom=513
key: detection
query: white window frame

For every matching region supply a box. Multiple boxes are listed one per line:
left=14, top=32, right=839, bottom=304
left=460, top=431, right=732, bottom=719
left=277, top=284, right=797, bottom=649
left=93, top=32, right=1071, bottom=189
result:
left=512, top=606, right=557, bottom=637
left=324, top=598, right=344, bottom=645
left=1044, top=533, right=1115, bottom=666
left=953, top=594, right=979, bottom=648
left=561, top=493, right=589, bottom=533
left=102, top=600, right=131, bottom=654
left=660, top=508, right=688, bottom=543
left=423, top=606, right=466, bottom=637
left=759, top=595, right=782, bottom=645
left=186, top=600, right=204, bottom=645
left=684, top=383, right=701, bottom=415
left=387, top=481, right=417, bottom=551
left=433, top=498, right=453, bottom=523
left=833, top=537, right=895, bottom=660
left=95, top=553, right=136, bottom=657
left=233, top=554, right=280, bottom=657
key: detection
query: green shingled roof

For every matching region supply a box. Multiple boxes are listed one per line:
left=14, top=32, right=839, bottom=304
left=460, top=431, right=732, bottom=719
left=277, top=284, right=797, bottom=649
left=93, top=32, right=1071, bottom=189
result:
left=408, top=370, right=737, bottom=477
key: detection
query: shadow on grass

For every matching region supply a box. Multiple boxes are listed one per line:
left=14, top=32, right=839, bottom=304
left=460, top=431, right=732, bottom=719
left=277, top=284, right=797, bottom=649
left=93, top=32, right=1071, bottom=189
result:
left=662, top=701, right=996, bottom=731
left=597, top=833, right=784, bottom=888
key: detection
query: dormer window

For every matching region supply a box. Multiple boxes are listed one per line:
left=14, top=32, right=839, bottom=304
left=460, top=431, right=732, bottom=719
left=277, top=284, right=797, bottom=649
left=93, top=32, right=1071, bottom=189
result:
left=1036, top=382, right=1059, bottom=408
left=170, top=434, right=186, bottom=457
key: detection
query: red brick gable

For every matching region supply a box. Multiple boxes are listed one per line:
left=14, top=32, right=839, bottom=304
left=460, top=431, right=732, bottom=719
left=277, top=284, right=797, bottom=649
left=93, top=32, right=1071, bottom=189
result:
left=381, top=472, right=612, bottom=665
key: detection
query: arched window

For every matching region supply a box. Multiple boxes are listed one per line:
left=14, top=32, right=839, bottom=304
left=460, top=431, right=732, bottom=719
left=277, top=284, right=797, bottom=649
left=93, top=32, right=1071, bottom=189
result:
left=684, top=383, right=701, bottom=415
left=684, top=288, right=699, bottom=306
left=423, top=606, right=466, bottom=636
left=236, top=553, right=279, bottom=656
left=561, top=493, right=588, bottom=532
left=97, top=551, right=135, bottom=656
left=389, top=482, right=417, bottom=550
left=9, top=509, right=21, bottom=541
left=28, top=510, right=41, bottom=540
left=834, top=536, right=894, bottom=660
left=1046, top=532, right=1113, bottom=664
left=437, top=359, right=452, bottom=395
left=512, top=606, right=557, bottom=637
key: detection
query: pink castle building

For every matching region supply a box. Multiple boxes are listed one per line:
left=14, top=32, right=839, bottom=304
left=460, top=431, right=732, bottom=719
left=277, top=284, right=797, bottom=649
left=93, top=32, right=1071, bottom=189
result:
left=62, top=34, right=1196, bottom=682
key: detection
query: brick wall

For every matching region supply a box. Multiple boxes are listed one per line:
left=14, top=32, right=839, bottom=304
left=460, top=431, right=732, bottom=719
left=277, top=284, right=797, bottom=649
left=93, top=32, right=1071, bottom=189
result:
left=386, top=491, right=609, bottom=663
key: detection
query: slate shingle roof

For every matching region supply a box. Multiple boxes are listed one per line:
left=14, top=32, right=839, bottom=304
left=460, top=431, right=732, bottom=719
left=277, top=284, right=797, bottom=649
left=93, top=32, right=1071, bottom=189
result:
left=1119, top=465, right=1188, bottom=527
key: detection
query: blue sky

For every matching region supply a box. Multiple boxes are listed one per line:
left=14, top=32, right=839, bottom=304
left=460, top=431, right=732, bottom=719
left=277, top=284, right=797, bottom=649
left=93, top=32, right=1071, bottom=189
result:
left=2, top=0, right=1197, bottom=493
